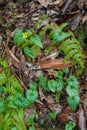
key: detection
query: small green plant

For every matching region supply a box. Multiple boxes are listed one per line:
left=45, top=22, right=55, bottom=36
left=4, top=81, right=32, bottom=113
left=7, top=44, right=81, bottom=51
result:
left=65, top=121, right=76, bottom=130
left=38, top=67, right=80, bottom=110
left=13, top=22, right=85, bottom=75
left=66, top=75, right=80, bottom=111
left=49, top=23, right=85, bottom=75
left=13, top=29, right=43, bottom=59
left=0, top=58, right=38, bottom=130
left=48, top=110, right=57, bottom=120
left=7, top=81, right=38, bottom=108
left=9, top=2, right=18, bottom=25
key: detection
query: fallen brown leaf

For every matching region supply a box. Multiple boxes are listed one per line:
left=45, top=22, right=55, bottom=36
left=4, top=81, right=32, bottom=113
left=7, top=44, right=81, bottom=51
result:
left=39, top=58, right=71, bottom=69
left=4, top=44, right=23, bottom=69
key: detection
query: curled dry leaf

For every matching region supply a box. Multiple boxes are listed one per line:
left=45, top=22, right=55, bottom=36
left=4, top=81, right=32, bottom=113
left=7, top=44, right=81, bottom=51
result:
left=83, top=98, right=87, bottom=117
left=82, top=15, right=87, bottom=23
left=49, top=0, right=64, bottom=7
left=39, top=86, right=47, bottom=101
left=4, top=44, right=23, bottom=69
left=38, top=0, right=50, bottom=8
left=78, top=106, right=86, bottom=130
left=48, top=103, right=63, bottom=115
left=62, top=0, right=72, bottom=14
left=71, top=13, right=82, bottom=30
left=78, top=0, right=87, bottom=9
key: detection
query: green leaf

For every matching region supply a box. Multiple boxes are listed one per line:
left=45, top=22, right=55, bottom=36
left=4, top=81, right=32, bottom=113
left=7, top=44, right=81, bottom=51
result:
left=59, top=38, right=79, bottom=52
left=26, top=30, right=33, bottom=37
left=58, top=23, right=68, bottom=30
left=66, top=85, right=79, bottom=97
left=55, top=92, right=60, bottom=102
left=0, top=72, right=7, bottom=86
left=6, top=95, right=17, bottom=108
left=31, top=45, right=40, bottom=57
left=64, top=43, right=83, bottom=55
left=13, top=29, right=25, bottom=45
left=65, top=121, right=76, bottom=130
left=39, top=75, right=48, bottom=90
left=27, top=114, right=35, bottom=126
left=23, top=47, right=35, bottom=59
left=0, top=100, right=5, bottom=113
left=62, top=67, right=69, bottom=74
left=14, top=93, right=29, bottom=108
left=67, top=95, right=80, bottom=111
left=0, top=59, right=8, bottom=67
left=11, top=127, right=17, bottom=130
left=49, top=27, right=72, bottom=45
left=59, top=37, right=84, bottom=75
left=66, top=75, right=79, bottom=87
left=0, top=86, right=5, bottom=93
left=48, top=79, right=57, bottom=92
left=64, top=50, right=77, bottom=62
left=39, top=23, right=53, bottom=37
left=55, top=70, right=63, bottom=79
left=56, top=80, right=64, bottom=91
left=25, top=89, right=38, bottom=105
left=30, top=34, right=43, bottom=48
left=29, top=126, right=35, bottom=130
left=48, top=111, right=57, bottom=120
left=29, top=82, right=37, bottom=90
left=45, top=46, right=53, bottom=53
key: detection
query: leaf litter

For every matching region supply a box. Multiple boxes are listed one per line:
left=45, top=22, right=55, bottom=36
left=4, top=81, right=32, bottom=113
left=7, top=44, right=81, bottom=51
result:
left=0, top=0, right=87, bottom=130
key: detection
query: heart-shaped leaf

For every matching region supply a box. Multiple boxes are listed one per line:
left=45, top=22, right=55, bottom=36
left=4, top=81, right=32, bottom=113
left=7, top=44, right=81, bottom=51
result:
left=23, top=47, right=35, bottom=59
left=66, top=75, right=79, bottom=88
left=25, top=89, right=38, bottom=105
left=13, top=29, right=25, bottom=45
left=39, top=75, right=48, bottom=90
left=67, top=95, right=80, bottom=111
left=56, top=80, right=64, bottom=91
left=66, top=85, right=79, bottom=97
left=29, top=82, right=37, bottom=90
left=30, top=34, right=43, bottom=48
left=48, top=79, right=57, bottom=92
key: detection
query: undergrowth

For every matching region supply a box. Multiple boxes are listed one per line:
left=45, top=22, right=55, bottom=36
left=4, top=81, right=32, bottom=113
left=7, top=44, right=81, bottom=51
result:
left=0, top=58, right=38, bottom=130
left=0, top=57, right=79, bottom=129
left=0, top=21, right=84, bottom=130
left=13, top=23, right=85, bottom=75
left=39, top=67, right=80, bottom=111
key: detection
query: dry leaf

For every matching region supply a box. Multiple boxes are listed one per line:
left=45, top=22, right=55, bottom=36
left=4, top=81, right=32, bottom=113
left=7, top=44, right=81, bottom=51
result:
left=38, top=0, right=50, bottom=7
left=78, top=106, right=86, bottom=130
left=39, top=58, right=71, bottom=69
left=82, top=15, right=87, bottom=23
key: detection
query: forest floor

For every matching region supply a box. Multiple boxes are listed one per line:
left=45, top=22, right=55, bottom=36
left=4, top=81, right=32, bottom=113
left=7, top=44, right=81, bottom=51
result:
left=0, top=0, right=87, bottom=130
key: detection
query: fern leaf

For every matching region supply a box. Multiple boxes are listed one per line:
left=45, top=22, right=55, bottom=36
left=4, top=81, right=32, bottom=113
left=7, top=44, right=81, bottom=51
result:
left=59, top=38, right=79, bottom=51
left=58, top=23, right=68, bottom=30
left=64, top=50, right=77, bottom=62
left=39, top=23, right=53, bottom=37
left=64, top=44, right=83, bottom=55
left=59, top=39, right=72, bottom=50
left=73, top=53, right=83, bottom=61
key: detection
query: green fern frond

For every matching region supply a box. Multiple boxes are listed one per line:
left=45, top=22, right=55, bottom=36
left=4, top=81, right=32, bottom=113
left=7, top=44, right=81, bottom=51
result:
left=59, top=39, right=79, bottom=50
left=64, top=50, right=77, bottom=62
left=58, top=23, right=68, bottom=30
left=64, top=44, right=83, bottom=55
left=58, top=37, right=85, bottom=75
left=39, top=23, right=53, bottom=37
